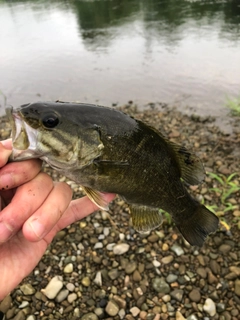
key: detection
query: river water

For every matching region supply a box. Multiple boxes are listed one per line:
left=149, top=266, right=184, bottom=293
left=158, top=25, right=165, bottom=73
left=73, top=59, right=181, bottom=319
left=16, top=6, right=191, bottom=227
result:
left=0, top=0, right=240, bottom=119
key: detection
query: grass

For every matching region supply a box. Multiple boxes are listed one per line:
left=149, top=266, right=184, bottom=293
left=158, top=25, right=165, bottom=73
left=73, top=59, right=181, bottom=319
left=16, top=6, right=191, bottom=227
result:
left=226, top=95, right=240, bottom=116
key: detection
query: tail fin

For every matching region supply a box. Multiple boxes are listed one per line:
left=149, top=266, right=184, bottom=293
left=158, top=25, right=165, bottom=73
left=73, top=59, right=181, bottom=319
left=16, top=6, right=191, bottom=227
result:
left=177, top=205, right=219, bottom=247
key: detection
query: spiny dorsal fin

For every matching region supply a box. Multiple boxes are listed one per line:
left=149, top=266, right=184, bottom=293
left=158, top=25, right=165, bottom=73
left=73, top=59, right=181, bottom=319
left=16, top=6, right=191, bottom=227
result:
left=81, top=186, right=109, bottom=210
left=169, top=142, right=205, bottom=185
left=130, top=204, right=163, bottom=233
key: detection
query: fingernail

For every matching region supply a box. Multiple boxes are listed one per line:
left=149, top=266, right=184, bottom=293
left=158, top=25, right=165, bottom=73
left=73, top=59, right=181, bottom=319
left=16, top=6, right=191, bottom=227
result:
left=1, top=139, right=12, bottom=150
left=29, top=219, right=45, bottom=239
left=0, top=221, right=13, bottom=242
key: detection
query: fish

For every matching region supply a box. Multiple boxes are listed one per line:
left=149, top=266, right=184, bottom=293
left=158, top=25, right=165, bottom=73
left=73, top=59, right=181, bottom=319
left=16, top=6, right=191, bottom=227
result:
left=6, top=101, right=219, bottom=246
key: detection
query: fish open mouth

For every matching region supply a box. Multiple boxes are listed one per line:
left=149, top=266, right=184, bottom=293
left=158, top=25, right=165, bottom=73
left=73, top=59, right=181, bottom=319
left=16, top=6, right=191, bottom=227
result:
left=6, top=107, right=39, bottom=161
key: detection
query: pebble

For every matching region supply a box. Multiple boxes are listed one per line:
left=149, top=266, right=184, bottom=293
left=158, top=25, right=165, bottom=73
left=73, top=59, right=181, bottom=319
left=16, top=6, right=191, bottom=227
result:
left=66, top=283, right=75, bottom=292
left=113, top=243, right=130, bottom=255
left=161, top=255, right=173, bottom=264
left=56, top=289, right=69, bottom=302
left=68, top=293, right=77, bottom=304
left=152, top=277, right=170, bottom=293
left=130, top=306, right=140, bottom=317
left=105, top=300, right=119, bottom=316
left=176, top=311, right=186, bottom=320
left=80, top=312, right=98, bottom=320
left=20, top=283, right=36, bottom=295
left=125, top=261, right=137, bottom=274
left=170, top=289, right=184, bottom=302
left=82, top=276, right=91, bottom=287
left=171, top=244, right=184, bottom=256
left=203, top=298, right=216, bottom=316
left=64, top=263, right=73, bottom=273
left=234, top=279, right=240, bottom=296
left=188, top=288, right=201, bottom=302
left=94, top=271, right=102, bottom=286
left=41, top=276, right=63, bottom=299
left=0, top=295, right=12, bottom=313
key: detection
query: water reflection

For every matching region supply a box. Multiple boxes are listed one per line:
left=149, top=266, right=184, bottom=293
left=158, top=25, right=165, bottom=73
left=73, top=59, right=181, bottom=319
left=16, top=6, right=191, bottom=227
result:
left=0, top=0, right=239, bottom=118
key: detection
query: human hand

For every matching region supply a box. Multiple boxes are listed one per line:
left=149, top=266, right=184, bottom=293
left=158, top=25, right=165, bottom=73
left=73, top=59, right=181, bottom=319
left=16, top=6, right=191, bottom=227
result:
left=0, top=140, right=115, bottom=300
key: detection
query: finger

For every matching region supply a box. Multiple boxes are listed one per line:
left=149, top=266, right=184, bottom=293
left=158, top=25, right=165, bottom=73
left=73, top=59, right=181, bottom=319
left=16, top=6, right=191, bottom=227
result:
left=0, top=159, right=42, bottom=191
left=0, top=173, right=54, bottom=242
left=0, top=140, right=13, bottom=167
left=23, top=182, right=72, bottom=242
left=54, top=193, right=116, bottom=232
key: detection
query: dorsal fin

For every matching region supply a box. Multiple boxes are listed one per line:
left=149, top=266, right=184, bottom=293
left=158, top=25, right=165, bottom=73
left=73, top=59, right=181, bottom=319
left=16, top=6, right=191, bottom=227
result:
left=169, top=142, right=205, bottom=185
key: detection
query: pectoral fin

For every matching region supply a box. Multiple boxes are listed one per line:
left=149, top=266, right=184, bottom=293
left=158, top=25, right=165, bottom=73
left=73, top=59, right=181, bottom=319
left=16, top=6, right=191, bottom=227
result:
left=130, top=204, right=163, bottom=233
left=81, top=186, right=109, bottom=210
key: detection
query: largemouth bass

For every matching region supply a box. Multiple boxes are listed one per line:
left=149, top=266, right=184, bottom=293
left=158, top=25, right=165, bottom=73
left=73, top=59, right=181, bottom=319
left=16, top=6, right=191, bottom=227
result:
left=6, top=101, right=219, bottom=246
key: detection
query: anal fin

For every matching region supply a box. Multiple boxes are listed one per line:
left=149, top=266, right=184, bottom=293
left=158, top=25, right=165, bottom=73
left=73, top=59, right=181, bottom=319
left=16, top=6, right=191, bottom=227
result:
left=81, top=186, right=109, bottom=210
left=130, top=204, right=163, bottom=233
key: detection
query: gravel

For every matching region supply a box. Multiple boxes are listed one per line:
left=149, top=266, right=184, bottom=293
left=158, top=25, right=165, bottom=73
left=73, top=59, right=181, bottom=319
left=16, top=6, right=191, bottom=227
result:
left=0, top=102, right=240, bottom=319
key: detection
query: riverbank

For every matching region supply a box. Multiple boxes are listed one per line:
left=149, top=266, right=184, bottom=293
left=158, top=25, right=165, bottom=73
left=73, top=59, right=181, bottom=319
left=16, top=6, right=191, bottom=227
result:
left=0, top=103, right=240, bottom=320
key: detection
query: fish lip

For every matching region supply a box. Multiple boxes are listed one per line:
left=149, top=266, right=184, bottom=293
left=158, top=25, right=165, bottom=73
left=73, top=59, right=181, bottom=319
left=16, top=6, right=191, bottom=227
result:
left=6, top=106, right=40, bottom=161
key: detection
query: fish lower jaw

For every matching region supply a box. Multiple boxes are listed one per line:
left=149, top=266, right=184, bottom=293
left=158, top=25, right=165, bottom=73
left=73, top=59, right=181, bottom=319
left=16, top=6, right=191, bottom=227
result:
left=10, top=148, right=41, bottom=161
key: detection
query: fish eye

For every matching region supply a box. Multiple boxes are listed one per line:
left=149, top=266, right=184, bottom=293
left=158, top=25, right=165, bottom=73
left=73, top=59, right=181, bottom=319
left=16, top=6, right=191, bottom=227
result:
left=42, top=114, right=59, bottom=128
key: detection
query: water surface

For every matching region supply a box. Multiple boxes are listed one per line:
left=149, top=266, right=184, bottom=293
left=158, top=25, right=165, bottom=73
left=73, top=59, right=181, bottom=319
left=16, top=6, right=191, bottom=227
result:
left=0, top=0, right=240, bottom=119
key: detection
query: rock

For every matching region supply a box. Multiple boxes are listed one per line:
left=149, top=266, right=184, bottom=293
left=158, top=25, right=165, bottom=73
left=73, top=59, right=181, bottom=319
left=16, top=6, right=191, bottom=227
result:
left=26, top=316, right=36, bottom=320
left=80, top=312, right=98, bottom=320
left=234, top=279, right=240, bottom=296
left=176, top=311, right=186, bottom=320
left=203, top=298, right=216, bottom=317
left=152, top=277, right=170, bottom=294
left=171, top=244, right=184, bottom=256
left=56, top=289, right=69, bottom=302
left=218, top=244, right=231, bottom=254
left=152, top=260, right=161, bottom=268
left=64, top=263, right=73, bottom=273
left=189, top=289, right=201, bottom=302
left=20, top=284, right=36, bottom=295
left=105, top=300, right=119, bottom=316
left=66, top=283, right=75, bottom=292
left=161, top=255, right=173, bottom=264
left=82, top=276, right=91, bottom=287
left=170, top=289, right=184, bottom=302
left=13, top=310, right=25, bottom=320
left=94, top=271, right=102, bottom=286
left=68, top=293, right=77, bottom=304
left=113, top=243, right=130, bottom=255
left=0, top=295, right=12, bottom=313
left=108, top=269, right=119, bottom=280
left=209, top=260, right=221, bottom=275
left=133, top=270, right=142, bottom=282
left=125, top=261, right=137, bottom=274
left=41, top=276, right=63, bottom=299
left=130, top=306, right=140, bottom=317
left=196, top=267, right=207, bottom=278
left=166, top=274, right=178, bottom=283
left=18, top=301, right=29, bottom=308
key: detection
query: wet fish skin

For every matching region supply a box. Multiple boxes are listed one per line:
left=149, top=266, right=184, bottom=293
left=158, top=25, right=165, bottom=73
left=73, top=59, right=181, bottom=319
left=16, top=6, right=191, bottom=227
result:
left=7, top=101, right=219, bottom=246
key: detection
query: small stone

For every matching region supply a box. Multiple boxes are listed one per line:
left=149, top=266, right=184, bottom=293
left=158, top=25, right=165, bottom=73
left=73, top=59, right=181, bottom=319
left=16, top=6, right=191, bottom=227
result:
left=130, top=306, right=140, bottom=317
left=218, top=244, right=231, bottom=254
left=56, top=289, right=69, bottom=303
left=171, top=244, right=184, bottom=256
left=41, top=276, right=63, bottom=299
left=20, top=283, right=36, bottom=295
left=94, top=271, right=102, bottom=286
left=133, top=270, right=142, bottom=282
left=113, top=243, right=130, bottom=255
left=26, top=316, right=36, bottom=320
left=66, top=283, right=75, bottom=292
left=189, top=288, right=201, bottom=302
left=18, top=301, right=29, bottom=308
left=125, top=261, right=137, bottom=274
left=203, top=298, right=216, bottom=317
left=108, top=269, right=119, bottom=280
left=161, top=255, right=174, bottom=264
left=94, top=242, right=103, bottom=249
left=73, top=308, right=80, bottom=317
left=176, top=311, right=186, bottom=320
left=80, top=312, right=98, bottom=320
left=166, top=274, right=178, bottom=283
left=152, top=260, right=161, bottom=268
left=82, top=276, right=91, bottom=287
left=68, top=293, right=77, bottom=304
left=234, top=279, right=240, bottom=296
left=94, top=307, right=105, bottom=318
left=0, top=295, right=12, bottom=313
left=170, top=289, right=184, bottom=302
left=105, top=300, right=119, bottom=316
left=152, top=277, right=170, bottom=294
left=64, top=263, right=73, bottom=273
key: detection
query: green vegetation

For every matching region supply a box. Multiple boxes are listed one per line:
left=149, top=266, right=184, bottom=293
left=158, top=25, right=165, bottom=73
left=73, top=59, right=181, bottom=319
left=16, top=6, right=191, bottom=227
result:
left=207, top=172, right=240, bottom=214
left=226, top=95, right=240, bottom=116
